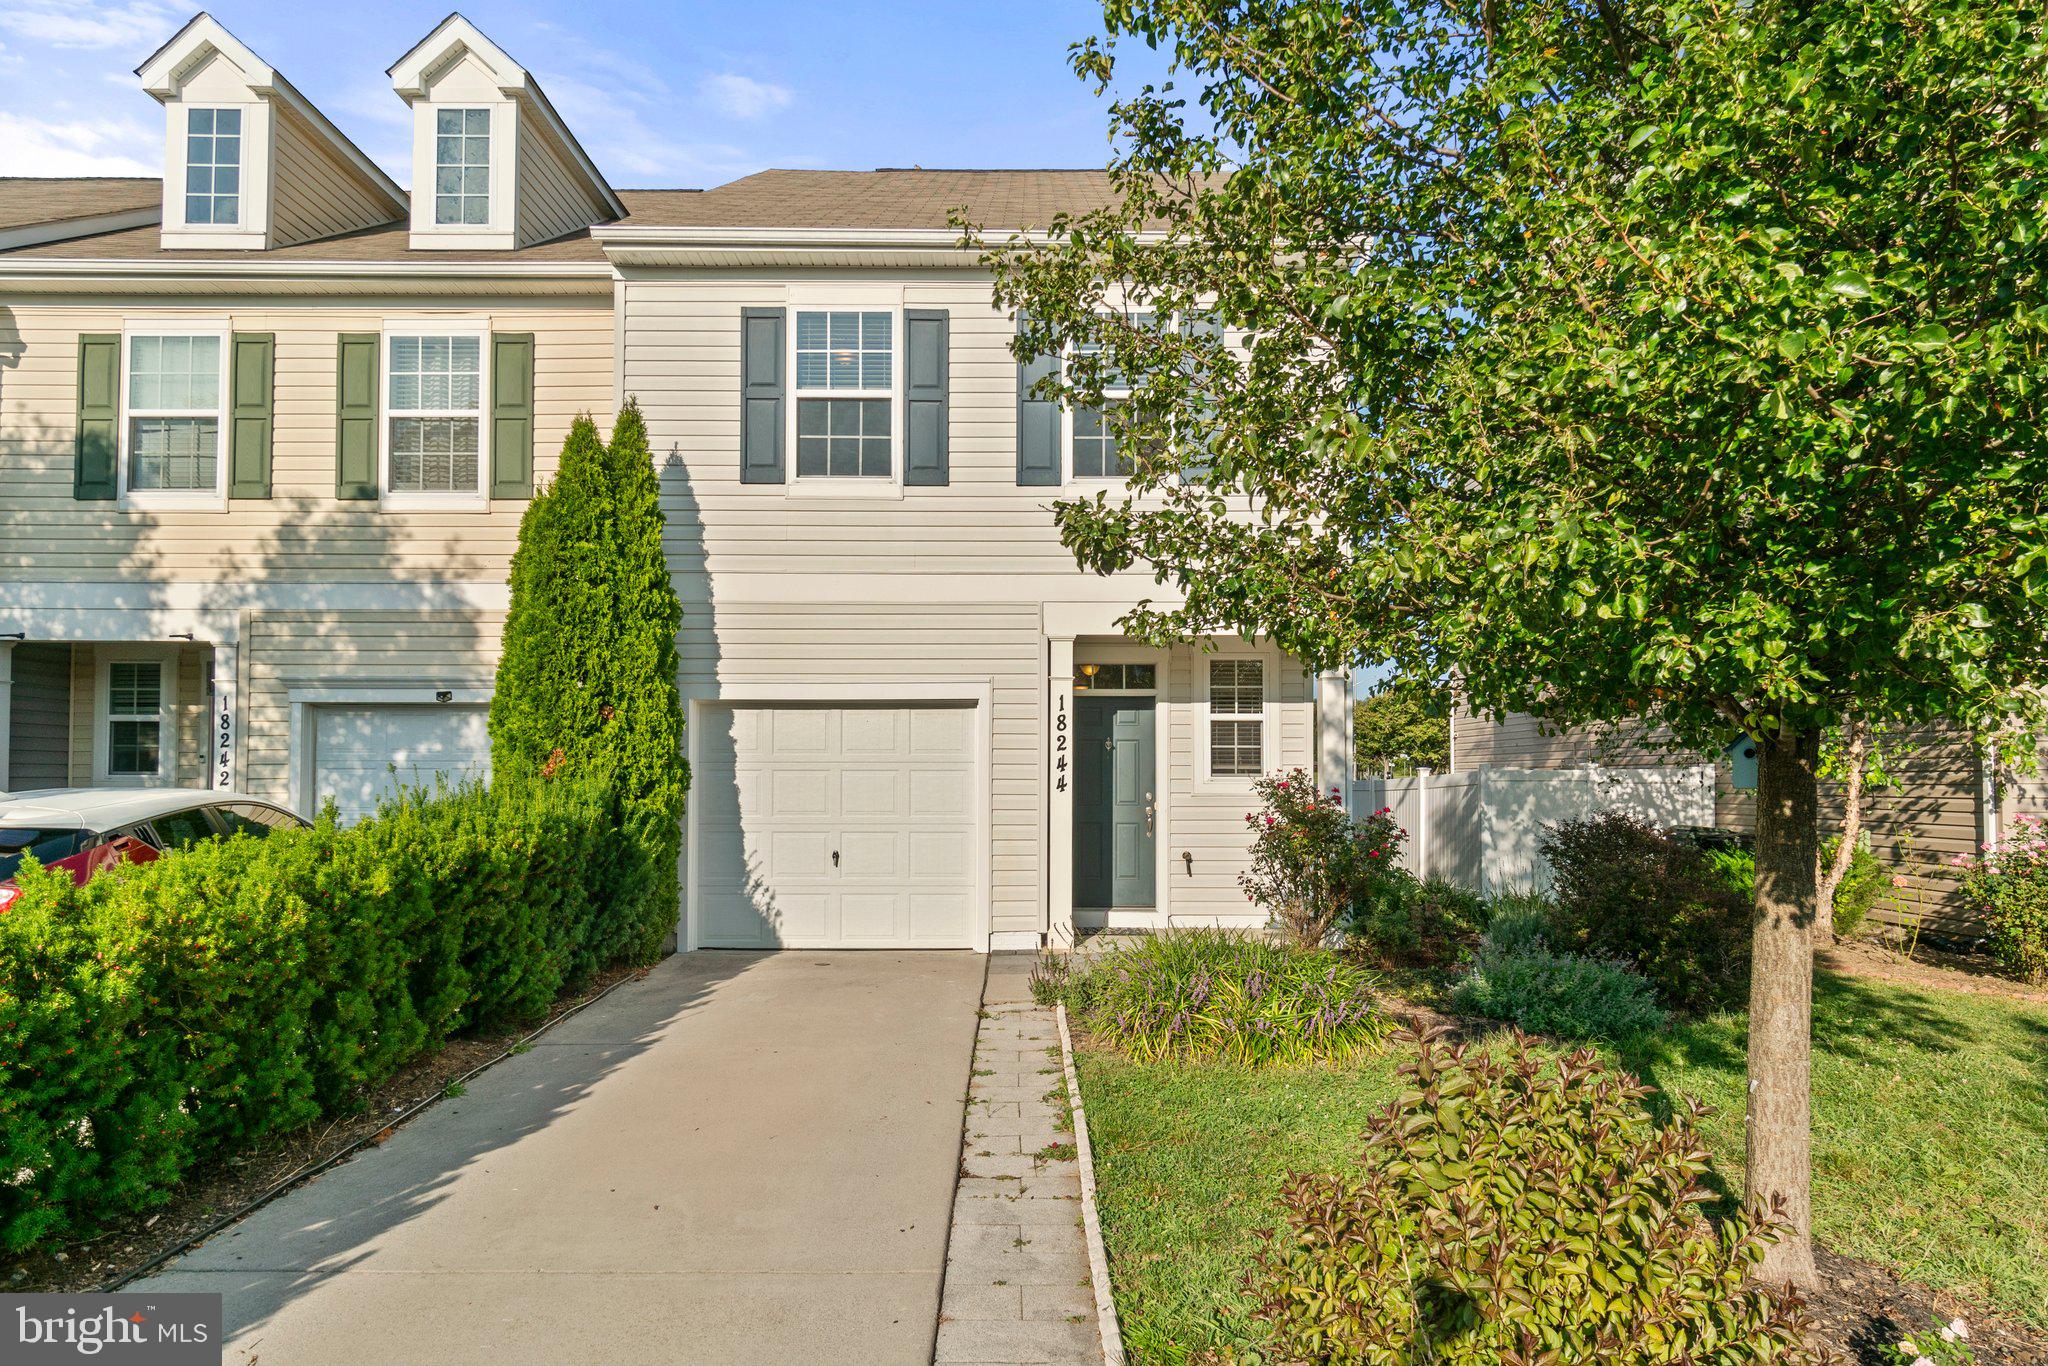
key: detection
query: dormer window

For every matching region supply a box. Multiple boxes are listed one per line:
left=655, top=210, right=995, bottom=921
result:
left=433, top=109, right=491, bottom=226
left=184, top=109, right=242, bottom=226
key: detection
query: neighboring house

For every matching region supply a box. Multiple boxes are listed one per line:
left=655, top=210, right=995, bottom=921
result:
left=0, top=12, right=1352, bottom=953
left=1450, top=707, right=2024, bottom=941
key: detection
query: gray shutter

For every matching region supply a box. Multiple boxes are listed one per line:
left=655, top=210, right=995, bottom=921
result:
left=229, top=332, right=274, bottom=499
left=74, top=334, right=119, bottom=501
left=490, top=332, right=535, bottom=499
left=1181, top=312, right=1223, bottom=484
left=740, top=307, right=785, bottom=484
left=335, top=332, right=378, bottom=500
left=1015, top=315, right=1060, bottom=486
left=904, top=308, right=949, bottom=487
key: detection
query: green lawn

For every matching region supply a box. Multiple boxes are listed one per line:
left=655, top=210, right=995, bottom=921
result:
left=1076, top=969, right=2048, bottom=1362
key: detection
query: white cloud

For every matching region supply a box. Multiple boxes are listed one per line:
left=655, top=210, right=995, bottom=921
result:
left=0, top=1, right=178, bottom=53
left=699, top=73, right=791, bottom=121
left=0, top=110, right=157, bottom=175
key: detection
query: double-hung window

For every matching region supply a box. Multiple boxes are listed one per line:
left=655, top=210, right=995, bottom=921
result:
left=123, top=327, right=227, bottom=505
left=793, top=309, right=894, bottom=481
left=383, top=329, right=485, bottom=505
left=1208, top=658, right=1266, bottom=779
left=104, top=658, right=168, bottom=780
left=434, top=109, right=491, bottom=226
left=1069, top=312, right=1155, bottom=481
left=184, top=108, right=240, bottom=226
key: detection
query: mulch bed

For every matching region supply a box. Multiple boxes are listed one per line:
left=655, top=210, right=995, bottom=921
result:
left=1807, top=1245, right=2047, bottom=1365
left=2, top=961, right=648, bottom=1295
left=1823, top=937, right=2048, bottom=1008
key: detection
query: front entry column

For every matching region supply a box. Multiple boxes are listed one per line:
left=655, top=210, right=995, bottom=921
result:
left=209, top=643, right=239, bottom=790
left=0, top=641, right=14, bottom=791
left=1047, top=635, right=1076, bottom=948
left=1316, top=668, right=1352, bottom=813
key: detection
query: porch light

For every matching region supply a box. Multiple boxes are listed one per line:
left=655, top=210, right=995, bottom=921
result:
left=1078, top=662, right=1101, bottom=691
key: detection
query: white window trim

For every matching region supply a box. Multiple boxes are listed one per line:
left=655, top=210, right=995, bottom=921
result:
left=181, top=106, right=245, bottom=230
left=118, top=320, right=231, bottom=512
left=378, top=320, right=492, bottom=512
left=160, top=99, right=269, bottom=249
left=785, top=288, right=905, bottom=501
left=1198, top=648, right=1276, bottom=789
left=407, top=99, right=515, bottom=248
left=92, top=645, right=180, bottom=787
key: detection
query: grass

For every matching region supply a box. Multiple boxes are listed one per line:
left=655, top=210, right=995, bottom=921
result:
left=1077, top=968, right=2048, bottom=1362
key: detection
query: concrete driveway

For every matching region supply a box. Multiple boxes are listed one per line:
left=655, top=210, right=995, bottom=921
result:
left=136, top=951, right=985, bottom=1364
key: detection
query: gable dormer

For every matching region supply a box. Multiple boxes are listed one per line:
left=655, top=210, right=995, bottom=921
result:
left=136, top=14, right=406, bottom=251
left=387, top=15, right=625, bottom=252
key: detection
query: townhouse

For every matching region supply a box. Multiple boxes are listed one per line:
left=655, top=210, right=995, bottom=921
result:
left=0, top=13, right=1353, bottom=952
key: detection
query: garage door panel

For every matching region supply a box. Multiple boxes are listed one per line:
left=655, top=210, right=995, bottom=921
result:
left=910, top=893, right=969, bottom=942
left=839, top=894, right=899, bottom=940
left=697, top=703, right=977, bottom=949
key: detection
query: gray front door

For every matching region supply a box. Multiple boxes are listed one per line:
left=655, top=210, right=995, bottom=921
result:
left=1074, top=697, right=1156, bottom=910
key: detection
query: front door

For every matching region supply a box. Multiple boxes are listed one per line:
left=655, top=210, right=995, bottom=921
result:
left=1074, top=697, right=1156, bottom=910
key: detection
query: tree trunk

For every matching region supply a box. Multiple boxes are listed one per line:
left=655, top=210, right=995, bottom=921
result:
left=1748, top=727, right=1821, bottom=1288
left=1815, top=718, right=1868, bottom=943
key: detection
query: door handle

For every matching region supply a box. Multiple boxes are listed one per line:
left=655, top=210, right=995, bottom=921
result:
left=832, top=849, right=840, bottom=867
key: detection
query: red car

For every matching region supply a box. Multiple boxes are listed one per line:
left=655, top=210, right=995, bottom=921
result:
left=0, top=789, right=306, bottom=910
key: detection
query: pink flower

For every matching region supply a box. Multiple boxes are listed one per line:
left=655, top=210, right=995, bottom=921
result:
left=1265, top=815, right=1276, bottom=827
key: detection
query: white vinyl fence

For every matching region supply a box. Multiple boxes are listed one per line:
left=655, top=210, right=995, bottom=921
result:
left=1351, top=765, right=1716, bottom=895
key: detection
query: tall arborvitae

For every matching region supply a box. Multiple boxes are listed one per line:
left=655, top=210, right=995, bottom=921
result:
left=490, top=403, right=685, bottom=961
left=598, top=400, right=685, bottom=955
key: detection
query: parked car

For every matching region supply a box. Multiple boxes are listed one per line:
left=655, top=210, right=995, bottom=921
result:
left=0, top=790, right=307, bottom=910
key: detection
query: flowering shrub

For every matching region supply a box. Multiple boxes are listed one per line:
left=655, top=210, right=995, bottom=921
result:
left=1955, top=815, right=2048, bottom=983
left=0, top=771, right=658, bottom=1254
left=1058, top=929, right=1389, bottom=1065
left=1240, top=769, right=1393, bottom=947
left=1880, top=1315, right=1979, bottom=1366
left=1247, top=1030, right=1820, bottom=1362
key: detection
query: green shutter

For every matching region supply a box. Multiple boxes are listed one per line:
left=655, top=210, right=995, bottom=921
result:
left=335, top=332, right=378, bottom=500
left=1015, top=315, right=1060, bottom=486
left=74, top=334, right=119, bottom=501
left=229, top=332, right=274, bottom=499
left=904, top=309, right=949, bottom=487
left=490, top=332, right=535, bottom=499
left=740, top=307, right=785, bottom=483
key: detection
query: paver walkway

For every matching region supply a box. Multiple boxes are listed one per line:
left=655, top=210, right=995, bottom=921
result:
left=136, top=951, right=983, bottom=1364
left=936, top=953, right=1105, bottom=1363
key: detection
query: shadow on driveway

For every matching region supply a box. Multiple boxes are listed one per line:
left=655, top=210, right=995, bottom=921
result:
left=136, top=950, right=985, bottom=1365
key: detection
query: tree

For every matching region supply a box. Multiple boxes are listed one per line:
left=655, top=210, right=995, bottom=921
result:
left=1353, top=678, right=1451, bottom=775
left=975, top=0, right=2048, bottom=1285
left=491, top=402, right=685, bottom=960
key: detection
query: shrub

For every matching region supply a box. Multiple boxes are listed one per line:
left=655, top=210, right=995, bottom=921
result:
left=1822, top=835, right=1892, bottom=939
left=1479, top=891, right=1556, bottom=956
left=1451, top=939, right=1667, bottom=1041
left=1955, top=814, right=2048, bottom=984
left=1241, top=770, right=1391, bottom=947
left=1348, top=875, right=1484, bottom=970
left=0, top=773, right=640, bottom=1254
left=1541, top=813, right=1752, bottom=1013
left=1059, top=929, right=1390, bottom=1065
left=1705, top=846, right=1755, bottom=898
left=1247, top=1030, right=1819, bottom=1362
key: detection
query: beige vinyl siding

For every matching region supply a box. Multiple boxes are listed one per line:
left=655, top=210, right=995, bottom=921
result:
left=0, top=298, right=611, bottom=583
left=1455, top=707, right=1989, bottom=940
left=269, top=111, right=400, bottom=247
left=7, top=642, right=70, bottom=789
left=628, top=275, right=1199, bottom=580
left=240, top=609, right=504, bottom=806
left=1163, top=642, right=1315, bottom=924
left=680, top=601, right=1043, bottom=938
left=513, top=119, right=605, bottom=248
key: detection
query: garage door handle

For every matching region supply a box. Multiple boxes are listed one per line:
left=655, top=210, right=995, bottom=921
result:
left=832, top=849, right=840, bottom=867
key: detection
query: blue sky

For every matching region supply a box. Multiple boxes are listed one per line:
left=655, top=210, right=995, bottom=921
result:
left=0, top=1, right=1171, bottom=184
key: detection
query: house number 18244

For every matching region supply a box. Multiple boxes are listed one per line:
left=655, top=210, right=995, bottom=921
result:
left=1053, top=693, right=1068, bottom=794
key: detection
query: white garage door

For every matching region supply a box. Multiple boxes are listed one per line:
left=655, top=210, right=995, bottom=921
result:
left=697, top=703, right=977, bottom=948
left=313, top=704, right=491, bottom=823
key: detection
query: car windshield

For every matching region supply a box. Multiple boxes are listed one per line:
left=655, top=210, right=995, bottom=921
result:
left=0, top=827, right=89, bottom=881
